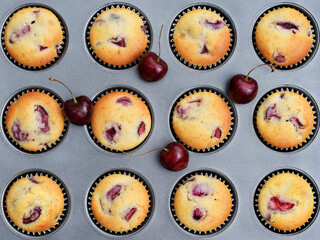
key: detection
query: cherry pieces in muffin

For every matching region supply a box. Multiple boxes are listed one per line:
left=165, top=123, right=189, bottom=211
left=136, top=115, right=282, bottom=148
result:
left=91, top=174, right=149, bottom=232
left=255, top=8, right=313, bottom=66
left=174, top=175, right=232, bottom=232
left=5, top=92, right=65, bottom=151
left=258, top=173, right=314, bottom=231
left=173, top=9, right=230, bottom=66
left=256, top=91, right=314, bottom=149
left=89, top=8, right=148, bottom=66
left=4, top=7, right=63, bottom=67
left=91, top=91, right=151, bottom=151
left=172, top=91, right=231, bottom=150
left=6, top=175, right=64, bottom=232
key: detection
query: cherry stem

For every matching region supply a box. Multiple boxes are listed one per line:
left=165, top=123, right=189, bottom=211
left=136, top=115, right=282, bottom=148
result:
left=119, top=147, right=167, bottom=157
left=49, top=77, right=78, bottom=104
left=245, top=64, right=275, bottom=82
left=157, top=24, right=164, bottom=63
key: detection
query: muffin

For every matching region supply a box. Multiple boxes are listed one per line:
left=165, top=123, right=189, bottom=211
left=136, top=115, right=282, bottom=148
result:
left=91, top=174, right=149, bottom=232
left=89, top=8, right=148, bottom=66
left=258, top=172, right=314, bottom=231
left=91, top=91, right=151, bottom=151
left=6, top=175, right=64, bottom=232
left=255, top=8, right=313, bottom=66
left=174, top=175, right=232, bottom=232
left=173, top=9, right=230, bottom=66
left=5, top=91, right=65, bottom=151
left=4, top=7, right=63, bottom=67
left=256, top=91, right=313, bottom=149
left=172, top=91, right=231, bottom=150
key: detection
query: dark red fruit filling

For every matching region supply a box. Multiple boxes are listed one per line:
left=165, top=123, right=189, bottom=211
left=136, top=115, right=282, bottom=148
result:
left=277, top=22, right=299, bottom=31
left=9, top=32, right=20, bottom=44
left=213, top=127, right=222, bottom=139
left=176, top=105, right=189, bottom=119
left=95, top=19, right=105, bottom=25
left=29, top=177, right=40, bottom=184
left=138, top=121, right=145, bottom=136
left=110, top=13, right=119, bottom=20
left=33, top=10, right=40, bottom=18
left=265, top=104, right=281, bottom=120
left=188, top=99, right=202, bottom=104
left=290, top=116, right=304, bottom=130
left=193, top=208, right=205, bottom=221
left=106, top=184, right=122, bottom=201
left=264, top=213, right=271, bottom=222
left=55, top=44, right=61, bottom=53
left=23, top=207, right=41, bottom=224
left=200, top=44, right=209, bottom=54
left=268, top=196, right=295, bottom=211
left=192, top=183, right=209, bottom=197
left=21, top=25, right=31, bottom=35
left=116, top=96, right=132, bottom=106
left=35, top=105, right=50, bottom=132
left=111, top=37, right=126, bottom=47
left=124, top=207, right=137, bottom=221
left=205, top=19, right=226, bottom=30
left=280, top=93, right=285, bottom=99
left=274, top=52, right=285, bottom=63
left=12, top=122, right=28, bottom=141
left=39, top=45, right=48, bottom=51
left=183, top=177, right=196, bottom=185
left=105, top=124, right=121, bottom=142
left=141, top=25, right=147, bottom=35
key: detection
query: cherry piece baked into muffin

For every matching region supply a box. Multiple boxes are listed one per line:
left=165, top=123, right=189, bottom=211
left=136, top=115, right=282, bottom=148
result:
left=91, top=91, right=151, bottom=151
left=258, top=172, right=314, bottom=231
left=5, top=92, right=65, bottom=151
left=173, top=9, right=230, bottom=66
left=255, top=8, right=313, bottom=66
left=172, top=91, right=231, bottom=150
left=174, top=175, right=232, bottom=232
left=256, top=91, right=314, bottom=149
left=4, top=7, right=63, bottom=67
left=6, top=175, right=64, bottom=232
left=89, top=8, right=148, bottom=66
left=91, top=174, right=149, bottom=232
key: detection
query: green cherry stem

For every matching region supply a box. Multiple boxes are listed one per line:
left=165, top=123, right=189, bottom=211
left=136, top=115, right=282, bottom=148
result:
left=49, top=77, right=78, bottom=104
left=119, top=147, right=168, bottom=156
left=245, top=64, right=275, bottom=82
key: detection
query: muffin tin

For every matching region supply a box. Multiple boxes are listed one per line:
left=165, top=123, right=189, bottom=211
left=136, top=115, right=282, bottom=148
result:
left=1, top=0, right=320, bottom=239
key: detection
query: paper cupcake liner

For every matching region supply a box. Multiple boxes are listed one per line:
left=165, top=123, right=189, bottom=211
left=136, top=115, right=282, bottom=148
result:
left=85, top=3, right=152, bottom=70
left=0, top=3, right=68, bottom=71
left=1, top=169, right=70, bottom=238
left=169, top=3, right=236, bottom=70
left=252, top=3, right=319, bottom=70
left=169, top=169, right=238, bottom=236
left=253, top=168, right=319, bottom=235
left=85, top=86, right=154, bottom=154
left=1, top=86, right=69, bottom=155
left=86, top=169, right=154, bottom=237
left=253, top=85, right=319, bottom=152
left=169, top=86, right=237, bottom=153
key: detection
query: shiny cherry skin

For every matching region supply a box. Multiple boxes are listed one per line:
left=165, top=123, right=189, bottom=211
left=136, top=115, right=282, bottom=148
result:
left=228, top=74, right=258, bottom=104
left=138, top=52, right=168, bottom=82
left=160, top=142, right=189, bottom=171
left=63, top=96, right=94, bottom=126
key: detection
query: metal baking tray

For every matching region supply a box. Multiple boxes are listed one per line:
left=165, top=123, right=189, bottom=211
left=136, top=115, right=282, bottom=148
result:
left=0, top=0, right=320, bottom=239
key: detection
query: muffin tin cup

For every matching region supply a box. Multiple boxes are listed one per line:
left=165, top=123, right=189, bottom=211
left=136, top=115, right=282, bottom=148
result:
left=169, top=168, right=238, bottom=237
left=1, top=169, right=71, bottom=238
left=0, top=3, right=69, bottom=71
left=85, top=85, right=154, bottom=154
left=169, top=86, right=237, bottom=154
left=85, top=168, right=155, bottom=237
left=251, top=2, right=319, bottom=70
left=253, top=167, right=319, bottom=235
left=252, top=85, right=319, bottom=153
left=168, top=2, right=237, bottom=71
left=84, top=2, right=153, bottom=70
left=1, top=86, right=69, bottom=155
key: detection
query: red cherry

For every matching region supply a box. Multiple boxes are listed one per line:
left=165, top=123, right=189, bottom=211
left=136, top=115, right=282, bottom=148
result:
left=160, top=142, right=189, bottom=171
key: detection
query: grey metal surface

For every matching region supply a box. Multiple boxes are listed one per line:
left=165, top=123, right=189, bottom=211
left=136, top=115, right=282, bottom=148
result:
left=0, top=0, right=319, bottom=239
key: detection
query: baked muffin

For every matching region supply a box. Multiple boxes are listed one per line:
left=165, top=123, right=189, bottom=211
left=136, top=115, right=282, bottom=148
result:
left=6, top=175, right=64, bottom=232
left=91, top=91, right=151, bottom=151
left=256, top=91, right=313, bottom=148
left=258, top=173, right=314, bottom=231
left=89, top=8, right=148, bottom=66
left=174, top=175, right=232, bottom=232
left=255, top=8, right=313, bottom=66
left=91, top=174, right=149, bottom=232
left=172, top=91, right=231, bottom=149
left=173, top=9, right=230, bottom=66
left=5, top=92, right=65, bottom=151
left=4, top=7, right=63, bottom=67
